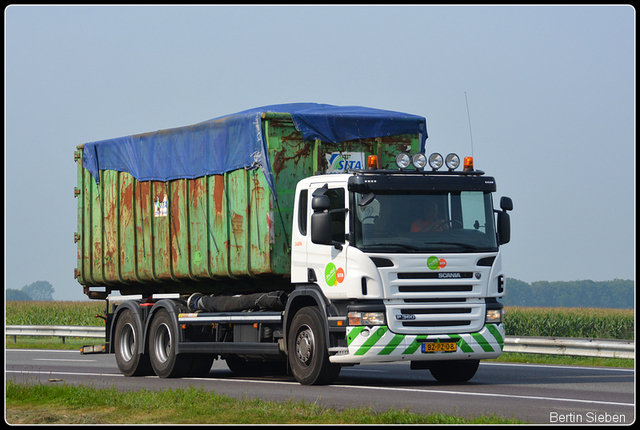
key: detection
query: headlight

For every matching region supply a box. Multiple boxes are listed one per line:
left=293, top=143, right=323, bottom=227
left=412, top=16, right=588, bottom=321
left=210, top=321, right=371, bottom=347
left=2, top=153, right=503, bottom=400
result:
left=485, top=309, right=504, bottom=324
left=412, top=153, right=427, bottom=169
left=395, top=153, right=411, bottom=169
left=445, top=153, right=460, bottom=170
left=428, top=153, right=443, bottom=170
left=348, top=311, right=386, bottom=326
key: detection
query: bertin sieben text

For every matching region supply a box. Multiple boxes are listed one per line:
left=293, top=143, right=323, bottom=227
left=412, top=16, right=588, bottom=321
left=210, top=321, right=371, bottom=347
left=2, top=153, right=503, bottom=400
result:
left=549, top=411, right=626, bottom=423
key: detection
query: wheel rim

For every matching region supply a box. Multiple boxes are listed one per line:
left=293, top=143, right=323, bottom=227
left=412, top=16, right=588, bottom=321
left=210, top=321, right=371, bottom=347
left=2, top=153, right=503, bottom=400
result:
left=119, top=322, right=136, bottom=362
left=295, top=324, right=314, bottom=365
left=154, top=322, right=172, bottom=364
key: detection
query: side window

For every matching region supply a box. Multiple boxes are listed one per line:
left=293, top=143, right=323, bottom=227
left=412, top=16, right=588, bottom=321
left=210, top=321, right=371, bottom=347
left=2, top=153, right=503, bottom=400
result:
left=460, top=191, right=486, bottom=232
left=298, top=190, right=308, bottom=236
left=326, top=188, right=346, bottom=243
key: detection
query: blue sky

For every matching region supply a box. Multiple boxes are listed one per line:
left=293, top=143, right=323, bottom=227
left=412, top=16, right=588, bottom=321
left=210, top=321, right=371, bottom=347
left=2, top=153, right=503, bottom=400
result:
left=5, top=5, right=635, bottom=300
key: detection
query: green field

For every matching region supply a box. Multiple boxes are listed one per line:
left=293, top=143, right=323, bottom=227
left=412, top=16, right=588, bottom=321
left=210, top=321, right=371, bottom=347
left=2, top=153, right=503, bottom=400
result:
left=503, top=306, right=634, bottom=340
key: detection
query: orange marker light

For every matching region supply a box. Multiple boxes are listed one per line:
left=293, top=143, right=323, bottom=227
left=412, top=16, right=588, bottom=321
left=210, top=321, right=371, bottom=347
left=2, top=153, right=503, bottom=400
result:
left=367, top=155, right=378, bottom=170
left=463, top=157, right=474, bottom=171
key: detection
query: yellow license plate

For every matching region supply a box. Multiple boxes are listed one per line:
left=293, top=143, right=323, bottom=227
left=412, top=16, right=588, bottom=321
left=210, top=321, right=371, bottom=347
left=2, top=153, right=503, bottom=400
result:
left=422, top=342, right=457, bottom=353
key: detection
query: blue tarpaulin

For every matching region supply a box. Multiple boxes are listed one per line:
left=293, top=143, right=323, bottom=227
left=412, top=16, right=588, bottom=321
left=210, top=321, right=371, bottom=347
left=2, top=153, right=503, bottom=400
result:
left=82, top=103, right=427, bottom=195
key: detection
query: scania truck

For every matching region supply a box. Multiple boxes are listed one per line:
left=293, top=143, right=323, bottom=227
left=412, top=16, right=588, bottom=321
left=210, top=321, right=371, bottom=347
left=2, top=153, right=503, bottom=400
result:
left=75, top=103, right=512, bottom=385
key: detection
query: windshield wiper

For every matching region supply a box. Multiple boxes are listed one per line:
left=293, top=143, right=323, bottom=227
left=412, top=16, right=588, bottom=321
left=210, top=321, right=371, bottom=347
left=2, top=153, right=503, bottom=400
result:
left=365, top=243, right=421, bottom=252
left=425, top=241, right=478, bottom=250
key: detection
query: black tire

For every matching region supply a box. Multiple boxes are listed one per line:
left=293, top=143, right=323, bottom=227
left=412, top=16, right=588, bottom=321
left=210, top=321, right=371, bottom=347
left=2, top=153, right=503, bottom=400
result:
left=287, top=307, right=340, bottom=385
left=113, top=309, right=152, bottom=376
left=429, top=360, right=480, bottom=383
left=148, top=309, right=192, bottom=378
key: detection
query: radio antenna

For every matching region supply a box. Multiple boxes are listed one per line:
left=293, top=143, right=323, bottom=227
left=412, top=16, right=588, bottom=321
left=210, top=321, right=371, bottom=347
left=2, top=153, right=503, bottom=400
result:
left=464, top=92, right=474, bottom=158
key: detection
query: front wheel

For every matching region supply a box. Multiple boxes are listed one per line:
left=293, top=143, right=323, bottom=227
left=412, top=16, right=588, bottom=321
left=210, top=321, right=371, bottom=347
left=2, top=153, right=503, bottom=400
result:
left=287, top=307, right=340, bottom=385
left=148, top=309, right=192, bottom=378
left=429, top=359, right=480, bottom=383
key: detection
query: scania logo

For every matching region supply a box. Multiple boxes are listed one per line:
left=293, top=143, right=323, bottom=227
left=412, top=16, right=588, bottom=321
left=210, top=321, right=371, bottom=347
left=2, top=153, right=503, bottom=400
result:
left=438, top=272, right=462, bottom=279
left=396, top=314, right=416, bottom=321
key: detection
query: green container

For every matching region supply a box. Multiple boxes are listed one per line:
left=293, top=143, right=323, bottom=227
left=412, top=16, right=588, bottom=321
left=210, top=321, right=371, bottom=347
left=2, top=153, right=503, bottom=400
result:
left=75, top=112, right=421, bottom=298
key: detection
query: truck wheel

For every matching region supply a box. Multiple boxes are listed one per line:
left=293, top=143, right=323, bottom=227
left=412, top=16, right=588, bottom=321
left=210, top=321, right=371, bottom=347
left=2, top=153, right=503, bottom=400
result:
left=148, top=309, right=192, bottom=378
left=113, top=309, right=152, bottom=376
left=429, top=360, right=480, bottom=383
left=288, top=307, right=340, bottom=385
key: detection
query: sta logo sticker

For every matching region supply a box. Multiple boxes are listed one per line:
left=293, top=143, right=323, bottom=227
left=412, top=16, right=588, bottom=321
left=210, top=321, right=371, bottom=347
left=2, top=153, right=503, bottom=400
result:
left=427, top=256, right=447, bottom=270
left=325, top=262, right=345, bottom=286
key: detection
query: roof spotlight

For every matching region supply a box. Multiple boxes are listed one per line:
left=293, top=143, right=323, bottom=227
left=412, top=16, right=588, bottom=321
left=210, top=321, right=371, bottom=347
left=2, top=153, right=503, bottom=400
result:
left=428, top=153, right=443, bottom=170
left=412, top=153, right=427, bottom=170
left=445, top=153, right=460, bottom=170
left=395, top=153, right=411, bottom=169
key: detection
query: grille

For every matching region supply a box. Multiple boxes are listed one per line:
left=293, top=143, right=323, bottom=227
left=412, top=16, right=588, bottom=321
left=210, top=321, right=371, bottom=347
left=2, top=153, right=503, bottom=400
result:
left=401, top=308, right=471, bottom=314
left=397, top=285, right=473, bottom=293
left=401, top=320, right=471, bottom=327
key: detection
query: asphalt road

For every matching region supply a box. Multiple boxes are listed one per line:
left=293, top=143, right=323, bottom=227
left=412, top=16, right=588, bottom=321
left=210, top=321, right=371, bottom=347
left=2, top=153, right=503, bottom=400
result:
left=6, top=349, right=635, bottom=424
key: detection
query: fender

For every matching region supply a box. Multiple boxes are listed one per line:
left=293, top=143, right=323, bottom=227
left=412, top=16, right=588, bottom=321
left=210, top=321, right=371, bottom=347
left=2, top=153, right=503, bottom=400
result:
left=283, top=284, right=333, bottom=355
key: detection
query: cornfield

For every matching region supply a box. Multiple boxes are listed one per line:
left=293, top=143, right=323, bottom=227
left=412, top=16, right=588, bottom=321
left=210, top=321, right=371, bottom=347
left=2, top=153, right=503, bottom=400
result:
left=504, top=307, right=634, bottom=340
left=4, top=302, right=635, bottom=340
left=5, top=301, right=105, bottom=326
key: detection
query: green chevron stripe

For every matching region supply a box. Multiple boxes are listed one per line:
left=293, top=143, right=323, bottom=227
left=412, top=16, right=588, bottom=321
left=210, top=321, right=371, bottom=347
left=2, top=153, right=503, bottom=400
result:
left=486, top=324, right=504, bottom=348
left=448, top=334, right=473, bottom=353
left=347, top=326, right=367, bottom=346
left=471, top=332, right=494, bottom=352
left=378, top=334, right=406, bottom=355
left=354, top=327, right=388, bottom=355
left=402, top=338, right=422, bottom=355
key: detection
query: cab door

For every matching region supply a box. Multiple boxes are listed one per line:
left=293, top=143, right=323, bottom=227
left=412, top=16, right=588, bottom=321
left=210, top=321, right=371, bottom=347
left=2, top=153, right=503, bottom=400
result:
left=306, top=185, right=349, bottom=299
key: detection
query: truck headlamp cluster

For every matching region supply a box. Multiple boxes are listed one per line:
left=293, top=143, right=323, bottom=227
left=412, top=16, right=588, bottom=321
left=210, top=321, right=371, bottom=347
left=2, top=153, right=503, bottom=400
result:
left=348, top=311, right=386, bottom=326
left=485, top=309, right=504, bottom=324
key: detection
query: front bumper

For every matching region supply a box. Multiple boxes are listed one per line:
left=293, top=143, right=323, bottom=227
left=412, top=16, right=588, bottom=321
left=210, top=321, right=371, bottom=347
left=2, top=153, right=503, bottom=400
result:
left=329, top=323, right=505, bottom=364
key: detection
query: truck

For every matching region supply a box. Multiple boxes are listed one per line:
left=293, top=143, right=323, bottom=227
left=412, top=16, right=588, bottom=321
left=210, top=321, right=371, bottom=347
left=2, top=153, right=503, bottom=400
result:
left=75, top=103, right=512, bottom=385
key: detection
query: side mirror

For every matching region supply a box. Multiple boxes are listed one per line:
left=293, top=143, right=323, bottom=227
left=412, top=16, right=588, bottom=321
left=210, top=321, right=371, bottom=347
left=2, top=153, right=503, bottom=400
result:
left=498, top=196, right=512, bottom=245
left=312, top=195, right=330, bottom=211
left=311, top=212, right=333, bottom=245
left=497, top=211, right=511, bottom=245
left=311, top=194, right=332, bottom=246
left=500, top=196, right=513, bottom=211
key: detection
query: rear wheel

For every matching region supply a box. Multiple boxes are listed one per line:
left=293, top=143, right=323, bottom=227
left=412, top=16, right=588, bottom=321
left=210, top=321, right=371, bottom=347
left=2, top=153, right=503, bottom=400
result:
left=287, top=307, right=340, bottom=385
left=113, top=309, right=152, bottom=376
left=429, top=360, right=480, bottom=383
left=148, top=309, right=192, bottom=378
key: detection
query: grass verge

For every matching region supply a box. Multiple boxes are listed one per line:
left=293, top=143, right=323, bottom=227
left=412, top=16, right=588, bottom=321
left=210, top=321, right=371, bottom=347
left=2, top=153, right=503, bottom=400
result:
left=6, top=381, right=523, bottom=424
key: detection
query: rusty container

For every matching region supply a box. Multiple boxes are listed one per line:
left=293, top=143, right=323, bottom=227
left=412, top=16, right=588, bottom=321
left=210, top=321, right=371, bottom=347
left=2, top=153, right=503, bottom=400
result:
left=75, top=112, right=421, bottom=299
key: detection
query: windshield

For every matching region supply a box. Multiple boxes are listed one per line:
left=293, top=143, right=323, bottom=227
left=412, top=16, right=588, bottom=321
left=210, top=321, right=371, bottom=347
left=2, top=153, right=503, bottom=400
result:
left=353, top=191, right=498, bottom=252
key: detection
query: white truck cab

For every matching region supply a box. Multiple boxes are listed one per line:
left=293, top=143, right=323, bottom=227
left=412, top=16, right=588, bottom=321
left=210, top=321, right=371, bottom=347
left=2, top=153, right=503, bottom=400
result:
left=290, top=153, right=512, bottom=379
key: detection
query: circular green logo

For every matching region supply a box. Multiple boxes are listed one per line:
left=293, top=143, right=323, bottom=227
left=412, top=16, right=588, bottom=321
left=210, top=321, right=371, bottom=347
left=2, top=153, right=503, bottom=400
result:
left=325, top=263, right=337, bottom=286
left=427, top=256, right=439, bottom=270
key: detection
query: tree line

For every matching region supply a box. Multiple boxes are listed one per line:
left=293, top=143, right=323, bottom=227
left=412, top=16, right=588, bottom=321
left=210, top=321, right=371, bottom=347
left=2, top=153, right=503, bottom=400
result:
left=501, top=278, right=634, bottom=309
left=6, top=281, right=55, bottom=301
